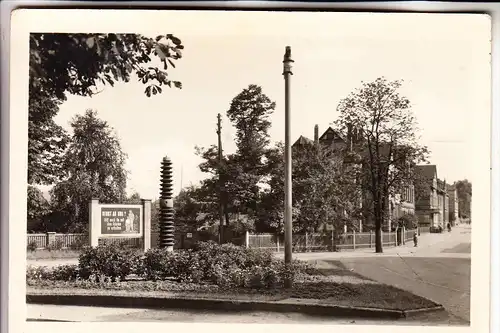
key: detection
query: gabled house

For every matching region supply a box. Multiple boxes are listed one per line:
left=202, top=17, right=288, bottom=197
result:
left=293, top=124, right=415, bottom=232
left=415, top=165, right=442, bottom=230
left=292, top=125, right=348, bottom=151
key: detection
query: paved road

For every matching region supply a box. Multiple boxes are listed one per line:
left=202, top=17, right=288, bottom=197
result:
left=333, top=225, right=471, bottom=324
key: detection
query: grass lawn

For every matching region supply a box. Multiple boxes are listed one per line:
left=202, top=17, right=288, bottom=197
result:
left=27, top=249, right=81, bottom=260
left=27, top=268, right=439, bottom=311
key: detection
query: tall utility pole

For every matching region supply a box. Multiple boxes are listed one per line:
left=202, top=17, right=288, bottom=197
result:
left=216, top=113, right=225, bottom=244
left=283, top=46, right=294, bottom=287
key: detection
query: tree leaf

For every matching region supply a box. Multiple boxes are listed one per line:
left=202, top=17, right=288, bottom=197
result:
left=155, top=44, right=166, bottom=61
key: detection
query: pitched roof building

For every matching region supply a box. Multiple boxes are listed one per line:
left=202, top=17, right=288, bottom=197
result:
left=293, top=124, right=415, bottom=232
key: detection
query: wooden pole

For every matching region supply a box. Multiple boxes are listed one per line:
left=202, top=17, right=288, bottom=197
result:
left=283, top=46, right=294, bottom=288
left=217, top=113, right=225, bottom=244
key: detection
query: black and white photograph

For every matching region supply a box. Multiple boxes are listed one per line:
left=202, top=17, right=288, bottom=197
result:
left=6, top=7, right=492, bottom=332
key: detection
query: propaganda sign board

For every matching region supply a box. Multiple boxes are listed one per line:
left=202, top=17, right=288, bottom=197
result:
left=100, top=205, right=143, bottom=236
left=89, top=199, right=151, bottom=251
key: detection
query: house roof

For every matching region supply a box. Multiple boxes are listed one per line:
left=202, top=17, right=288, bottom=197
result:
left=294, top=126, right=348, bottom=148
left=292, top=135, right=314, bottom=147
left=318, top=127, right=346, bottom=142
left=415, top=165, right=437, bottom=180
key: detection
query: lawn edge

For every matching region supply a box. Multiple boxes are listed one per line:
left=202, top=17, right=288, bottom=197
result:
left=26, top=291, right=444, bottom=320
left=402, top=306, right=446, bottom=317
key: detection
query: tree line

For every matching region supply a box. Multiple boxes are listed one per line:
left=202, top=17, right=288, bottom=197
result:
left=27, top=33, right=472, bottom=252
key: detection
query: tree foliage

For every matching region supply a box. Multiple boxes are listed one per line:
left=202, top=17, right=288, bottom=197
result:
left=335, top=77, right=428, bottom=252
left=28, top=94, right=70, bottom=185
left=193, top=85, right=276, bottom=232
left=30, top=33, right=184, bottom=101
left=49, top=110, right=128, bottom=232
left=259, top=142, right=361, bottom=234
left=27, top=185, right=51, bottom=228
left=225, top=85, right=276, bottom=217
left=124, top=191, right=142, bottom=204
left=174, top=185, right=206, bottom=230
left=455, top=179, right=472, bottom=219
left=29, top=33, right=184, bottom=185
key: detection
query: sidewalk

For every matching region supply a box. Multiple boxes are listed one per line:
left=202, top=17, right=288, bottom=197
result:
left=284, top=224, right=471, bottom=261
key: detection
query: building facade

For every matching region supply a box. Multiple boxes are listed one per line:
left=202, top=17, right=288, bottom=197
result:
left=437, top=179, right=449, bottom=228
left=447, top=185, right=459, bottom=226
left=415, top=165, right=441, bottom=230
left=293, top=124, right=415, bottom=232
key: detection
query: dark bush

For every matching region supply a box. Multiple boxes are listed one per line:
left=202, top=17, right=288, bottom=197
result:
left=47, top=239, right=64, bottom=251
left=398, top=214, right=418, bottom=230
left=29, top=241, right=313, bottom=289
left=140, top=248, right=203, bottom=283
left=51, top=264, right=80, bottom=281
left=69, top=236, right=87, bottom=250
left=184, top=241, right=307, bottom=288
left=26, top=266, right=52, bottom=280
left=141, top=248, right=174, bottom=281
left=78, top=244, right=142, bottom=282
left=27, top=241, right=38, bottom=252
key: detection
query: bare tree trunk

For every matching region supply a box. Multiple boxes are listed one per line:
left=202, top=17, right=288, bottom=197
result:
left=375, top=224, right=383, bottom=253
left=374, top=197, right=384, bottom=253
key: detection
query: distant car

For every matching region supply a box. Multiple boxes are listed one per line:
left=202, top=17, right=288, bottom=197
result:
left=430, top=226, right=443, bottom=233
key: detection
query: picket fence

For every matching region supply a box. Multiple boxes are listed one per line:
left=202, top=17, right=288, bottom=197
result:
left=27, top=227, right=423, bottom=252
left=246, top=228, right=419, bottom=252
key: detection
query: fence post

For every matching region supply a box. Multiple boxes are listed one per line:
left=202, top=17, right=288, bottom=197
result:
left=142, top=199, right=152, bottom=252
left=403, top=226, right=406, bottom=245
left=46, top=232, right=56, bottom=248
left=245, top=231, right=249, bottom=248
left=353, top=230, right=356, bottom=250
left=89, top=198, right=100, bottom=247
left=305, top=232, right=309, bottom=252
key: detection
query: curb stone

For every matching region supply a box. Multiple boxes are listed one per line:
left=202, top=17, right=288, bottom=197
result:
left=402, top=306, right=446, bottom=318
left=26, top=293, right=444, bottom=320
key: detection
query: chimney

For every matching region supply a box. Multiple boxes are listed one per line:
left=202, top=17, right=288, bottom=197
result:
left=314, top=125, right=319, bottom=144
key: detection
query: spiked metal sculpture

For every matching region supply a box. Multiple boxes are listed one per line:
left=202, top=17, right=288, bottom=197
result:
left=159, top=156, right=174, bottom=251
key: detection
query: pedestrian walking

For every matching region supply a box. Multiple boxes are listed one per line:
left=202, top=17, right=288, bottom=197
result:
left=413, top=232, right=418, bottom=247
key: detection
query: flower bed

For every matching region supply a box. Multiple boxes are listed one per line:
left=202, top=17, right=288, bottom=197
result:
left=27, top=241, right=313, bottom=289
left=26, top=241, right=440, bottom=311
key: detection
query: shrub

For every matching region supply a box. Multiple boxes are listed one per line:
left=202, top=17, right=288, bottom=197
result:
left=78, top=244, right=142, bottom=282
left=27, top=241, right=38, bottom=252
left=140, top=248, right=204, bottom=283
left=51, top=264, right=80, bottom=281
left=141, top=248, right=178, bottom=281
left=242, top=247, right=274, bottom=268
left=47, top=239, right=64, bottom=251
left=398, top=214, right=418, bottom=229
left=174, top=250, right=204, bottom=283
left=69, top=236, right=87, bottom=251
left=26, top=266, right=52, bottom=280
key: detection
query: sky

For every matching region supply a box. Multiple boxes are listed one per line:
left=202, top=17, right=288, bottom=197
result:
left=42, top=11, right=490, bottom=200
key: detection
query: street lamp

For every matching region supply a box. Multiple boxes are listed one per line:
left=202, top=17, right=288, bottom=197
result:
left=283, top=46, right=294, bottom=287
